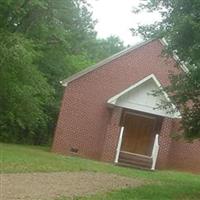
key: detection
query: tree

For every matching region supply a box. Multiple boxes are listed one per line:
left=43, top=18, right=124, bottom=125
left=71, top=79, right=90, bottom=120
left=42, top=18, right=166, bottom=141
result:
left=132, top=0, right=200, bottom=140
left=0, top=0, right=126, bottom=144
left=0, top=31, right=53, bottom=144
left=91, top=36, right=125, bottom=61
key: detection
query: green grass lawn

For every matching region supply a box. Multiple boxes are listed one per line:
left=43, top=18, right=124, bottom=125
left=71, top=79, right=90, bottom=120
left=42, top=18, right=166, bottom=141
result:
left=1, top=143, right=200, bottom=200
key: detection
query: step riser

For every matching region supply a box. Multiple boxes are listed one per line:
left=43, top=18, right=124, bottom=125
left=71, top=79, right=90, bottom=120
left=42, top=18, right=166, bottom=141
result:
left=119, top=155, right=151, bottom=162
left=120, top=151, right=150, bottom=159
left=118, top=158, right=152, bottom=168
left=118, top=152, right=152, bottom=170
left=117, top=162, right=152, bottom=171
left=119, top=153, right=152, bottom=162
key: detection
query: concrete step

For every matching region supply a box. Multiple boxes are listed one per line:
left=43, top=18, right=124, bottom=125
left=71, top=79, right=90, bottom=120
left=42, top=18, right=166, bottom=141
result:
left=118, top=158, right=152, bottom=168
left=117, top=162, right=153, bottom=171
left=118, top=151, right=152, bottom=170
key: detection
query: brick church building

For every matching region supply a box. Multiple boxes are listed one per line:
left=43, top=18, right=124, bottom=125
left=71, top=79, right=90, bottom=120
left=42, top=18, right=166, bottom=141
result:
left=52, top=39, right=200, bottom=172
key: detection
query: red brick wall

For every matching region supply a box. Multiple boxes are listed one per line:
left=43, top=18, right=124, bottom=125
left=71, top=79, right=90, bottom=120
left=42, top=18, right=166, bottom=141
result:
left=169, top=121, right=200, bottom=172
left=52, top=39, right=200, bottom=172
left=156, top=118, right=174, bottom=169
left=168, top=131, right=200, bottom=173
left=156, top=119, right=200, bottom=172
left=101, top=107, right=122, bottom=162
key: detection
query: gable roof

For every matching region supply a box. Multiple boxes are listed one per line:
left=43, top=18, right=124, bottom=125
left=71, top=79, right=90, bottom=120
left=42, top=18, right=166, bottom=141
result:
left=61, top=38, right=188, bottom=86
left=107, top=74, right=181, bottom=118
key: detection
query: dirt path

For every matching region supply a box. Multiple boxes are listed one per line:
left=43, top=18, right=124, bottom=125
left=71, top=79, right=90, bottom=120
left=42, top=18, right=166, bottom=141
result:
left=1, top=171, right=143, bottom=200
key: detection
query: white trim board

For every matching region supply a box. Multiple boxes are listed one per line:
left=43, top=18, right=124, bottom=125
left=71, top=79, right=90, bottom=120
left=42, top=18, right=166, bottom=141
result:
left=159, top=38, right=189, bottom=73
left=61, top=38, right=189, bottom=86
left=115, top=126, right=124, bottom=163
left=107, top=74, right=181, bottom=119
left=60, top=39, right=155, bottom=86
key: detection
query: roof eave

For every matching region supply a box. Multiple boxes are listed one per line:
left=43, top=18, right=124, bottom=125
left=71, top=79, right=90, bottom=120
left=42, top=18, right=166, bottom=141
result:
left=60, top=38, right=189, bottom=87
left=107, top=74, right=182, bottom=119
left=60, top=38, right=156, bottom=87
left=159, top=38, right=189, bottom=73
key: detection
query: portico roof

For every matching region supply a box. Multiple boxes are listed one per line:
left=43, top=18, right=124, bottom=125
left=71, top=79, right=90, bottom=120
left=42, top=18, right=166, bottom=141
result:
left=107, top=74, right=181, bottom=118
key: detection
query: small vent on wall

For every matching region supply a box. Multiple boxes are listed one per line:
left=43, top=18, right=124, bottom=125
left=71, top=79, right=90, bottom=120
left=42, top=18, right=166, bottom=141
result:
left=70, top=147, right=79, bottom=153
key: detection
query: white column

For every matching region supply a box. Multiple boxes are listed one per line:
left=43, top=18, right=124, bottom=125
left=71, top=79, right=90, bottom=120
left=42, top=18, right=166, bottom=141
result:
left=151, top=134, right=159, bottom=170
left=114, top=126, right=124, bottom=163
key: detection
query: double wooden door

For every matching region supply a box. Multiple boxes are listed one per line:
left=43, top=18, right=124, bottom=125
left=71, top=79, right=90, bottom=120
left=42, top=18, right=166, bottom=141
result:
left=121, top=113, right=156, bottom=156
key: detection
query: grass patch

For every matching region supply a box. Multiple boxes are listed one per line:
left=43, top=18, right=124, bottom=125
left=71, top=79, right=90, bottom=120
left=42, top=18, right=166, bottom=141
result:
left=1, top=143, right=200, bottom=200
left=71, top=182, right=200, bottom=200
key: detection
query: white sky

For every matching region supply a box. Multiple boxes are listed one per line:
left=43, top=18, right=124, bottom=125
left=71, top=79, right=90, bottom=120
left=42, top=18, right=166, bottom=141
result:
left=87, top=0, right=161, bottom=45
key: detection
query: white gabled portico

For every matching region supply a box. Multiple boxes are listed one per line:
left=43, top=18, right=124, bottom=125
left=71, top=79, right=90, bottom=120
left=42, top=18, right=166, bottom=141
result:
left=107, top=74, right=180, bottom=119
left=108, top=74, right=180, bottom=170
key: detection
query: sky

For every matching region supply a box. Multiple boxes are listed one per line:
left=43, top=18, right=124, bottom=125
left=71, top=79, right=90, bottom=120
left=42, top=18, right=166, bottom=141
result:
left=87, top=0, right=161, bottom=45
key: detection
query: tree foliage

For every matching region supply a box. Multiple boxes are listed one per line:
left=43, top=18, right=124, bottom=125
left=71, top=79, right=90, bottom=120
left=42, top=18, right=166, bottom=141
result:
left=0, top=0, right=125, bottom=144
left=0, top=31, right=53, bottom=144
left=132, top=0, right=200, bottom=140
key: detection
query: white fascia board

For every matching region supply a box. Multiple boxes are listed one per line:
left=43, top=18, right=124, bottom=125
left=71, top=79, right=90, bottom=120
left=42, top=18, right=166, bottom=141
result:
left=108, top=74, right=156, bottom=104
left=61, top=38, right=189, bottom=87
left=60, top=80, right=67, bottom=87
left=172, top=54, right=189, bottom=73
left=159, top=38, right=189, bottom=73
left=107, top=74, right=157, bottom=104
left=151, top=74, right=177, bottom=112
left=60, top=39, right=156, bottom=87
